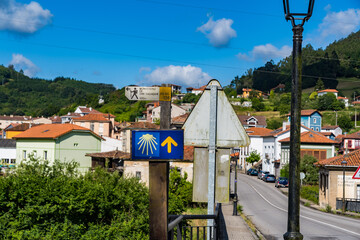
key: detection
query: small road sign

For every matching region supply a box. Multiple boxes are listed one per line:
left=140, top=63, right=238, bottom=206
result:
left=132, top=130, right=183, bottom=160
left=353, top=165, right=360, bottom=179
left=125, top=86, right=171, bottom=101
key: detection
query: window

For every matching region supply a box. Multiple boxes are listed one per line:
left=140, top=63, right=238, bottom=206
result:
left=136, top=171, right=141, bottom=179
left=313, top=118, right=316, bottom=123
left=316, top=127, right=319, bottom=132
left=33, top=150, right=37, bottom=158
left=44, top=151, right=48, bottom=160
left=23, top=150, right=27, bottom=160
left=10, top=159, right=16, bottom=164
left=357, top=185, right=360, bottom=200
left=90, top=123, right=94, bottom=131
left=99, top=123, right=104, bottom=134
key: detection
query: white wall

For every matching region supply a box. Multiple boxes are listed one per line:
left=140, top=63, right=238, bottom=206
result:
left=0, top=148, right=16, bottom=161
left=101, top=136, right=123, bottom=152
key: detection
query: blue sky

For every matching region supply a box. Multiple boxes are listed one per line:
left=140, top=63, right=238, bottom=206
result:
left=0, top=0, right=359, bottom=90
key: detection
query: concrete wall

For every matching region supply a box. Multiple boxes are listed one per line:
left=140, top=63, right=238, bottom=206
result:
left=16, top=139, right=55, bottom=163
left=123, top=161, right=149, bottom=186
left=101, top=136, right=123, bottom=152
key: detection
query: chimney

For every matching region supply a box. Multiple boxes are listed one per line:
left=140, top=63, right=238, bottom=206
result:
left=282, top=121, right=287, bottom=131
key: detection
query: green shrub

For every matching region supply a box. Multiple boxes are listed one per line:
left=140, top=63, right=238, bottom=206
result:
left=0, top=157, right=149, bottom=239
left=300, top=185, right=319, bottom=204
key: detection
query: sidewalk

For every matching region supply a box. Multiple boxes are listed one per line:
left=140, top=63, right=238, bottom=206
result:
left=221, top=202, right=258, bottom=240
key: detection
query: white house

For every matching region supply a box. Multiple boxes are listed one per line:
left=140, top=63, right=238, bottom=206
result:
left=101, top=136, right=123, bottom=152
left=321, top=125, right=343, bottom=137
left=317, top=89, right=338, bottom=98
left=0, top=139, right=16, bottom=167
left=151, top=104, right=187, bottom=123
left=337, top=96, right=349, bottom=107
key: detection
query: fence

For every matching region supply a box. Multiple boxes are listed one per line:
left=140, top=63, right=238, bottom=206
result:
left=336, top=198, right=360, bottom=212
left=168, top=203, right=222, bottom=240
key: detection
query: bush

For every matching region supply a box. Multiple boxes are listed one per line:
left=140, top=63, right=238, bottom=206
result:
left=169, top=167, right=193, bottom=215
left=0, top=157, right=149, bottom=239
left=300, top=185, right=319, bottom=204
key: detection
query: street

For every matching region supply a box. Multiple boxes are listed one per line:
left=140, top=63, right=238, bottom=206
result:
left=237, top=173, right=360, bottom=240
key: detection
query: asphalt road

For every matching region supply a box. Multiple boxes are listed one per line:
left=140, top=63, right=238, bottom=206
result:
left=237, top=173, right=360, bottom=240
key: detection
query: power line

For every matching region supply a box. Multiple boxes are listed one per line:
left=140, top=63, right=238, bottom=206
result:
left=4, top=38, right=357, bottom=83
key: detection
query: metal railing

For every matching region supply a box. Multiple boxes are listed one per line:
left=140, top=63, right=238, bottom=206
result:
left=168, top=203, right=222, bottom=240
left=336, top=198, right=360, bottom=212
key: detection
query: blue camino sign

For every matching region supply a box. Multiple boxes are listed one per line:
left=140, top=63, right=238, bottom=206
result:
left=131, top=130, right=184, bottom=160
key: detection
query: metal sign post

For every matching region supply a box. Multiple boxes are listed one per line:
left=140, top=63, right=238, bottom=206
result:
left=207, top=84, right=218, bottom=238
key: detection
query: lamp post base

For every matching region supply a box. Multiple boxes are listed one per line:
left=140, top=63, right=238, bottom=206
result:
left=283, top=231, right=303, bottom=240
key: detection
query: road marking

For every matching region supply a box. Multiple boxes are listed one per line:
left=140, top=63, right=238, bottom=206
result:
left=247, top=183, right=360, bottom=237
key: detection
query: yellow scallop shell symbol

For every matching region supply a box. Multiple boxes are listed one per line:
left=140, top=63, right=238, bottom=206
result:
left=138, top=134, right=158, bottom=155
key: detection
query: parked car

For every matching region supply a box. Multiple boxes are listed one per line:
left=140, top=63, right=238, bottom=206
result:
left=275, top=177, right=289, bottom=188
left=258, top=171, right=269, bottom=180
left=247, top=168, right=254, bottom=175
left=250, top=169, right=258, bottom=176
left=264, top=174, right=276, bottom=182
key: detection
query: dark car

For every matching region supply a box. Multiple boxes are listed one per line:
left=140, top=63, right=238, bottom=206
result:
left=264, top=174, right=276, bottom=182
left=275, top=177, right=289, bottom=188
left=247, top=168, right=253, bottom=175
left=250, top=169, right=258, bottom=176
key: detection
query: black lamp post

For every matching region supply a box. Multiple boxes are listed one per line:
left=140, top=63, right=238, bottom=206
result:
left=341, top=160, right=347, bottom=212
left=282, top=1, right=315, bottom=240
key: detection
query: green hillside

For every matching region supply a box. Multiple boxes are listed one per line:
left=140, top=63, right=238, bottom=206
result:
left=0, top=65, right=115, bottom=117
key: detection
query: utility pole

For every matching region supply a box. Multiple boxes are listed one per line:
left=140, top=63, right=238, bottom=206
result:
left=149, top=84, right=171, bottom=240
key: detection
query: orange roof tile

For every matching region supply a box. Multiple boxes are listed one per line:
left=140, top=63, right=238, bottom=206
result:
left=318, top=89, right=338, bottom=93
left=6, top=123, right=34, bottom=131
left=13, top=124, right=102, bottom=140
left=337, top=96, right=348, bottom=100
left=184, top=146, right=194, bottom=161
left=343, top=130, right=360, bottom=140
left=72, top=113, right=112, bottom=122
left=172, top=113, right=189, bottom=124
left=123, top=122, right=160, bottom=130
left=246, top=127, right=273, bottom=137
left=279, top=131, right=336, bottom=144
left=86, top=150, right=130, bottom=159
left=315, top=148, right=360, bottom=167
left=322, top=125, right=339, bottom=130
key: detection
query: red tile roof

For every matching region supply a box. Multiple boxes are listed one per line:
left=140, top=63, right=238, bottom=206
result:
left=287, top=109, right=321, bottom=116
left=72, top=113, right=112, bottom=122
left=343, top=130, right=360, bottom=140
left=337, top=96, right=348, bottom=100
left=184, top=146, right=194, bottom=161
left=13, top=124, right=102, bottom=140
left=318, top=89, right=338, bottom=93
left=315, top=148, right=360, bottom=167
left=238, top=115, right=267, bottom=126
left=322, top=125, right=339, bottom=130
left=246, top=127, right=273, bottom=137
left=77, top=107, right=102, bottom=114
left=86, top=150, right=130, bottom=159
left=320, top=132, right=334, bottom=136
left=279, top=131, right=337, bottom=144
left=123, top=122, right=160, bottom=130
left=6, top=123, right=34, bottom=131
left=172, top=113, right=189, bottom=124
left=0, top=115, right=32, bottom=121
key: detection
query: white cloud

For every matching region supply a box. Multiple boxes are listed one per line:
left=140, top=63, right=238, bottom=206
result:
left=139, top=67, right=151, bottom=73
left=9, top=53, right=40, bottom=77
left=311, top=8, right=360, bottom=46
left=197, top=16, right=237, bottom=48
left=0, top=0, right=52, bottom=34
left=237, top=44, right=292, bottom=62
left=143, top=65, right=212, bottom=87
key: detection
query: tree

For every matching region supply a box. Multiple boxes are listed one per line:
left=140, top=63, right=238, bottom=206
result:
left=317, top=93, right=344, bottom=111
left=280, top=163, right=289, bottom=178
left=251, top=98, right=265, bottom=111
left=168, top=167, right=193, bottom=214
left=246, top=151, right=261, bottom=166
left=314, top=78, right=325, bottom=91
left=338, top=115, right=353, bottom=132
left=309, top=91, right=318, bottom=100
left=300, top=155, right=319, bottom=185
left=267, top=118, right=283, bottom=130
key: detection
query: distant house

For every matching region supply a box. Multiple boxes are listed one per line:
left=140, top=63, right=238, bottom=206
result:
left=60, top=112, right=83, bottom=124
left=170, top=84, right=182, bottom=94
left=72, top=113, right=116, bottom=137
left=337, top=96, right=349, bottom=107
left=0, top=139, right=16, bottom=168
left=74, top=106, right=102, bottom=116
left=238, top=115, right=267, bottom=129
left=315, top=149, right=360, bottom=210
left=320, top=131, right=336, bottom=141
left=322, top=125, right=343, bottom=137
left=317, top=89, right=338, bottom=98
left=241, top=88, right=262, bottom=99
left=14, top=124, right=102, bottom=172
left=186, top=85, right=206, bottom=95
left=279, top=130, right=336, bottom=164
left=288, top=109, right=322, bottom=132
left=338, top=130, right=360, bottom=154
left=0, top=115, right=32, bottom=130
left=271, top=84, right=285, bottom=92
left=171, top=113, right=189, bottom=129
left=5, top=123, right=36, bottom=139
left=151, top=103, right=187, bottom=123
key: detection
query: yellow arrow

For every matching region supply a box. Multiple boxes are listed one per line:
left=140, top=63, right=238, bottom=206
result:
left=161, top=136, right=178, bottom=153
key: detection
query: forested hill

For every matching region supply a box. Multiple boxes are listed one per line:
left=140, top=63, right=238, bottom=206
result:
left=248, top=30, right=360, bottom=93
left=0, top=65, right=115, bottom=117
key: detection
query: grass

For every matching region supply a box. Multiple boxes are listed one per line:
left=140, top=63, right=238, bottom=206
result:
left=183, top=207, right=208, bottom=238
